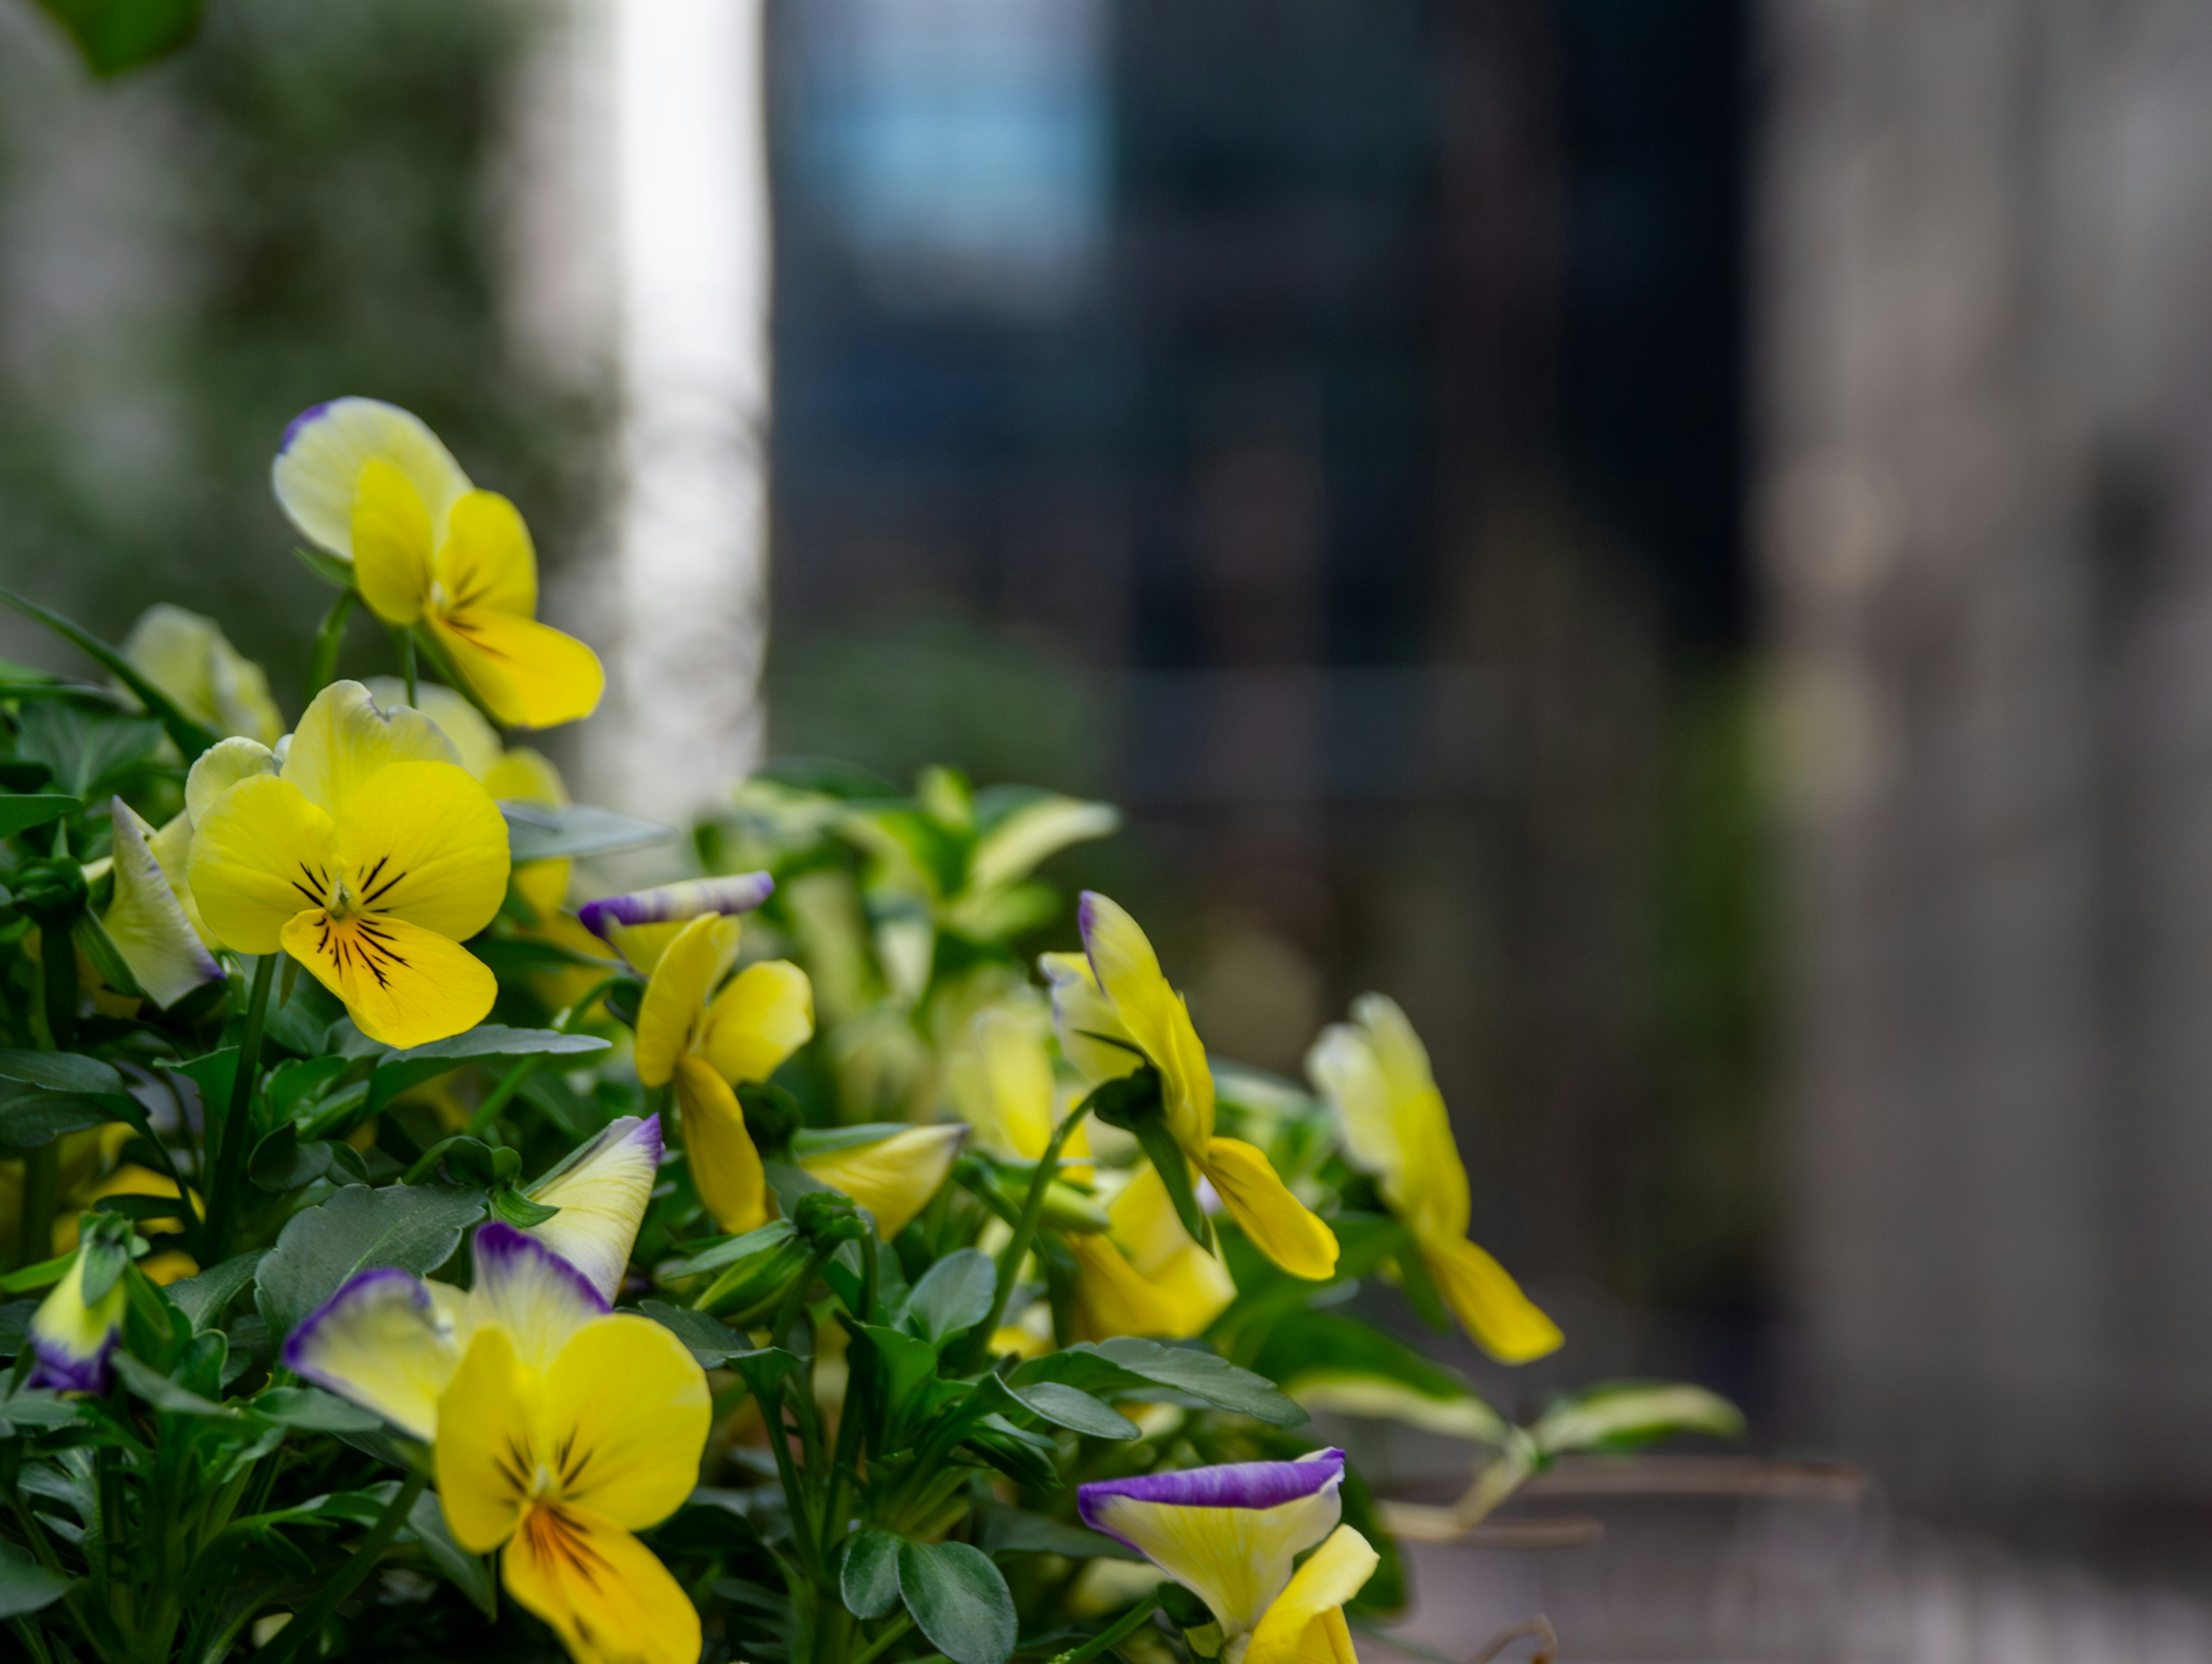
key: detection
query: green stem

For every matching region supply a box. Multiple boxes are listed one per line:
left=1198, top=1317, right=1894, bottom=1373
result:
left=760, top=1387, right=825, bottom=1587
left=254, top=1465, right=431, bottom=1664
left=392, top=627, right=419, bottom=707
left=959, top=1102, right=1092, bottom=1371
left=7, top=1616, right=55, bottom=1664
left=465, top=1055, right=546, bottom=1140
left=1051, top=1589, right=1164, bottom=1664
left=206, top=954, right=277, bottom=1264
left=304, top=591, right=356, bottom=699
left=40, top=919, right=76, bottom=1050
left=847, top=1613, right=913, bottom=1664
left=16, top=1144, right=58, bottom=1273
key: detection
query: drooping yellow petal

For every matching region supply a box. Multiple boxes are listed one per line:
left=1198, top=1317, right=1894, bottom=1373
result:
left=351, top=458, right=435, bottom=626
left=1421, top=1234, right=1562, bottom=1363
left=676, top=1057, right=770, bottom=1235
left=1199, top=1137, right=1338, bottom=1282
left=102, top=798, right=222, bottom=1007
left=798, top=1125, right=965, bottom=1238
left=432, top=608, right=605, bottom=731
left=699, top=960, right=815, bottom=1085
left=1039, top=951, right=1143, bottom=1085
left=184, top=736, right=279, bottom=829
left=271, top=396, right=472, bottom=559
left=1108, top=1163, right=1210, bottom=1278
left=284, top=1268, right=462, bottom=1442
left=634, top=914, right=741, bottom=1089
left=364, top=678, right=503, bottom=781
left=542, top=1313, right=709, bottom=1529
left=281, top=681, right=461, bottom=822
left=435, top=1325, right=540, bottom=1553
left=1077, top=893, right=1214, bottom=1150
left=187, top=775, right=334, bottom=954
left=434, top=490, right=538, bottom=615
left=1246, top=1526, right=1378, bottom=1664
left=502, top=1502, right=702, bottom=1664
left=332, top=759, right=510, bottom=942
left=1069, top=1232, right=1234, bottom=1343
left=281, top=910, right=497, bottom=1049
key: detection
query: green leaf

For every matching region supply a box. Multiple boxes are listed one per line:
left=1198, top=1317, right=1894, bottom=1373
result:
left=1531, top=1381, right=1744, bottom=1457
left=1252, top=1312, right=1508, bottom=1442
left=74, top=910, right=142, bottom=998
left=0, top=585, right=217, bottom=755
left=971, top=1502, right=1140, bottom=1561
left=502, top=802, right=675, bottom=862
left=659, top=1220, right=797, bottom=1281
left=855, top=1323, right=944, bottom=1445
left=997, top=1378, right=1141, bottom=1441
left=248, top=1124, right=368, bottom=1193
left=293, top=545, right=355, bottom=589
left=366, top=1026, right=610, bottom=1113
left=112, top=1351, right=234, bottom=1417
left=168, top=1250, right=268, bottom=1331
left=906, top=1248, right=995, bottom=1345
left=252, top=1386, right=383, bottom=1433
left=0, top=795, right=78, bottom=840
left=488, top=1188, right=560, bottom=1229
left=0, top=1389, right=78, bottom=1431
left=1014, top=1338, right=1306, bottom=1427
left=840, top=1527, right=903, bottom=1621
left=0, top=1086, right=113, bottom=1149
left=0, top=1535, right=70, bottom=1619
left=0, top=1050, right=124, bottom=1095
left=638, top=1301, right=756, bottom=1368
left=254, top=1183, right=485, bottom=1339
left=28, top=0, right=200, bottom=75
left=896, top=1539, right=1017, bottom=1664
left=15, top=702, right=161, bottom=799
left=409, top=1485, right=497, bottom=1617
left=967, top=791, right=1119, bottom=890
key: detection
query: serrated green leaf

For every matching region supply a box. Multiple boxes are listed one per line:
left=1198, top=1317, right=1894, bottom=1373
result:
left=254, top=1183, right=484, bottom=1339
left=897, top=1539, right=1016, bottom=1664
left=840, top=1527, right=903, bottom=1621
left=366, top=1026, right=609, bottom=1114
left=168, top=1250, right=267, bottom=1331
left=638, top=1301, right=755, bottom=1368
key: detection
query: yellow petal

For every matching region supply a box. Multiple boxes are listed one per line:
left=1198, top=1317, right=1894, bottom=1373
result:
left=333, top=759, right=510, bottom=941
left=464, top=1223, right=611, bottom=1373
left=1345, top=996, right=1471, bottom=1241
left=1200, top=1137, right=1338, bottom=1282
left=1039, top=950, right=1143, bottom=1085
left=1304, top=1024, right=1400, bottom=1191
left=282, top=910, right=497, bottom=1049
left=352, top=458, right=434, bottom=626
left=433, top=608, right=605, bottom=731
left=187, top=774, right=334, bottom=954
left=435, top=489, right=537, bottom=616
left=363, top=678, right=503, bottom=780
left=956, top=1006, right=1056, bottom=1161
left=542, top=1313, right=709, bottom=1529
left=435, top=1325, right=540, bottom=1552
left=798, top=1124, right=965, bottom=1238
left=285, top=1268, right=462, bottom=1442
left=699, top=960, right=815, bottom=1085
left=502, top=1502, right=702, bottom=1664
left=527, top=1117, right=664, bottom=1302
left=634, top=914, right=741, bottom=1088
left=184, top=735, right=279, bottom=829
left=102, top=798, right=222, bottom=1007
left=122, top=604, right=283, bottom=745
left=281, top=680, right=461, bottom=822
left=1108, top=1162, right=1206, bottom=1278
left=512, top=859, right=573, bottom=923
left=1421, top=1234, right=1561, bottom=1363
left=1070, top=1232, right=1234, bottom=1343
left=676, top=1058, right=770, bottom=1235
left=1077, top=894, right=1214, bottom=1150
left=1246, top=1527, right=1378, bottom=1664
left=271, top=396, right=472, bottom=559
left=484, top=744, right=567, bottom=806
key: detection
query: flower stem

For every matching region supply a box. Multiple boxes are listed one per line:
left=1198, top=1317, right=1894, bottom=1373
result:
left=465, top=1055, right=544, bottom=1139
left=847, top=1613, right=912, bottom=1664
left=305, top=590, right=355, bottom=699
left=960, top=1100, right=1093, bottom=1371
left=206, top=953, right=277, bottom=1264
left=15, top=1143, right=57, bottom=1274
left=253, top=1464, right=431, bottom=1664
left=1050, top=1589, right=1163, bottom=1664
left=393, top=626, right=419, bottom=706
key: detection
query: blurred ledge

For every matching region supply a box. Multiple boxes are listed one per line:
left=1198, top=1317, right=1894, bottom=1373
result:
left=1113, top=665, right=1508, bottom=808
left=1522, top=1454, right=1869, bottom=1503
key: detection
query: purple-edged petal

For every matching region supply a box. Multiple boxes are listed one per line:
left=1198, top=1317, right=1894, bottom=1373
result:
left=271, top=396, right=472, bottom=559
left=1077, top=1450, right=1346, bottom=1642
left=579, top=874, right=775, bottom=945
left=282, top=1267, right=460, bottom=1439
left=26, top=1250, right=126, bottom=1394
left=525, top=1116, right=664, bottom=1302
left=464, top=1222, right=608, bottom=1371
left=101, top=797, right=224, bottom=1008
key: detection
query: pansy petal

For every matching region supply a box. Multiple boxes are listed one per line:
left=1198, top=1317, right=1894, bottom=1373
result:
left=281, top=681, right=461, bottom=822
left=526, top=1116, right=664, bottom=1302
left=798, top=1124, right=965, bottom=1238
left=634, top=914, right=742, bottom=1087
left=1108, top=1163, right=1208, bottom=1278
left=282, top=1267, right=461, bottom=1441
left=188, top=775, right=334, bottom=954
left=184, top=735, right=280, bottom=832
left=432, top=608, right=604, bottom=731
left=353, top=458, right=434, bottom=626
left=700, top=960, right=815, bottom=1086
left=364, top=678, right=503, bottom=780
left=1078, top=1451, right=1346, bottom=1640
left=543, top=1313, right=710, bottom=1529
left=503, top=1502, right=702, bottom=1664
left=484, top=744, right=566, bottom=806
left=1246, top=1526, right=1379, bottom=1664
left=103, top=798, right=223, bottom=1007
left=435, top=489, right=537, bottom=617
left=676, top=1058, right=771, bottom=1235
left=1200, top=1137, right=1338, bottom=1282
left=332, top=759, right=510, bottom=941
left=1304, top=1024, right=1400, bottom=1188
left=971, top=1005, right=1057, bottom=1161
left=577, top=874, right=777, bottom=942
left=1070, top=1232, right=1234, bottom=1343
left=28, top=1249, right=126, bottom=1394
left=1079, top=893, right=1215, bottom=1151
left=435, top=1325, right=541, bottom=1552
left=465, top=1222, right=609, bottom=1374
left=1039, top=950, right=1143, bottom=1085
left=282, top=910, right=496, bottom=1049
left=1421, top=1234, right=1562, bottom=1363
left=273, top=397, right=472, bottom=558
left=123, top=604, right=283, bottom=745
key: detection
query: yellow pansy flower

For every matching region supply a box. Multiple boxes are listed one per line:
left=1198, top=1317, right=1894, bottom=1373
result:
left=1043, top=893, right=1339, bottom=1283
left=286, top=1225, right=708, bottom=1664
left=122, top=602, right=283, bottom=745
left=273, top=398, right=604, bottom=730
left=186, top=680, right=510, bottom=1048
left=788, top=1122, right=967, bottom=1238
left=1306, top=995, right=1560, bottom=1363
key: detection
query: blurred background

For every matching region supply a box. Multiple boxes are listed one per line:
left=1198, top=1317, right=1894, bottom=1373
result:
left=10, top=0, right=2212, bottom=1652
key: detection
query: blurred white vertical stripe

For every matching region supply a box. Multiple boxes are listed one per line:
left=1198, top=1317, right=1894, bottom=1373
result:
left=597, top=0, right=772, bottom=823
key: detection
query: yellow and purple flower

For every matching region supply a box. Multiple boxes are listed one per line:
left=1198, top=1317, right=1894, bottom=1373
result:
left=26, top=1244, right=128, bottom=1394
